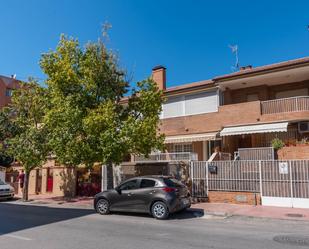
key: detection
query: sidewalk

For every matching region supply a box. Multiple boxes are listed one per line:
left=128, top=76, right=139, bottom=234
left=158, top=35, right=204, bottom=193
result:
left=194, top=202, right=309, bottom=221
left=12, top=195, right=309, bottom=221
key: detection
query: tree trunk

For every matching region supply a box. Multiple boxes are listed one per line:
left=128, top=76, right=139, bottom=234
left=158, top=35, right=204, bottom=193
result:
left=106, top=161, right=114, bottom=189
left=22, top=171, right=30, bottom=201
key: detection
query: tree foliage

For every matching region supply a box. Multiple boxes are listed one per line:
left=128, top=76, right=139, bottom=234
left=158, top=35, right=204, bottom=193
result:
left=40, top=35, right=164, bottom=188
left=1, top=80, right=49, bottom=200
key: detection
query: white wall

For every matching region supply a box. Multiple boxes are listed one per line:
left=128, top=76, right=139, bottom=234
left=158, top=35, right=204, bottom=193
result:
left=162, top=90, right=219, bottom=119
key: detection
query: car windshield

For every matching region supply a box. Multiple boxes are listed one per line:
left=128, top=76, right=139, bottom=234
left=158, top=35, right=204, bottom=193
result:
left=0, top=179, right=6, bottom=185
left=163, top=178, right=184, bottom=188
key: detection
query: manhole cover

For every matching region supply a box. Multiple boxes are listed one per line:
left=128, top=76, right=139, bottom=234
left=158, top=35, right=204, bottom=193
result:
left=273, top=235, right=309, bottom=247
left=286, top=213, right=304, bottom=218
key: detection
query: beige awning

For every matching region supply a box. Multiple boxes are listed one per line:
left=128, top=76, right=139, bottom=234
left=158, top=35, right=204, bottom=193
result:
left=220, top=122, right=289, bottom=136
left=164, top=132, right=218, bottom=144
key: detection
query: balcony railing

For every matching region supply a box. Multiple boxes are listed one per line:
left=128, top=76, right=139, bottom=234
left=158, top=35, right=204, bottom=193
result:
left=134, top=152, right=198, bottom=162
left=234, top=147, right=275, bottom=160
left=261, top=96, right=309, bottom=115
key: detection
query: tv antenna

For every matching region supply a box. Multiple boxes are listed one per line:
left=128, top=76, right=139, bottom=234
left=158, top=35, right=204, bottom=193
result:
left=229, top=44, right=240, bottom=71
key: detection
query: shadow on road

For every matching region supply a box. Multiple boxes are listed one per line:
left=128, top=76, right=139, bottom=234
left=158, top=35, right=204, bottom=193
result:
left=0, top=203, right=94, bottom=235
left=108, top=208, right=204, bottom=220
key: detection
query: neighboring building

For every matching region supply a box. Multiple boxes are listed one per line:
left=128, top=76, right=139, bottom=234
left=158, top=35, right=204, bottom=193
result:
left=131, top=57, right=309, bottom=164
left=0, top=75, right=20, bottom=108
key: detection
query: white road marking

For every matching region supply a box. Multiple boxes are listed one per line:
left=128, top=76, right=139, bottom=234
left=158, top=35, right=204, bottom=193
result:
left=2, top=234, right=32, bottom=241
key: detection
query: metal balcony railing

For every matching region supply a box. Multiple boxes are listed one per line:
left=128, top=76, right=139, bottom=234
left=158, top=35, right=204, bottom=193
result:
left=234, top=147, right=275, bottom=160
left=134, top=152, right=198, bottom=162
left=261, top=96, right=309, bottom=115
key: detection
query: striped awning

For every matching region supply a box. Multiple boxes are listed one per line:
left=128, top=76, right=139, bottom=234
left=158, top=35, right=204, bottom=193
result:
left=220, top=122, right=289, bottom=136
left=164, top=132, right=218, bottom=144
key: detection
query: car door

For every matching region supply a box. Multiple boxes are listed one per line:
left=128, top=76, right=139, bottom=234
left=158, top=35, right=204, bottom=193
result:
left=131, top=178, right=158, bottom=212
left=110, top=179, right=141, bottom=212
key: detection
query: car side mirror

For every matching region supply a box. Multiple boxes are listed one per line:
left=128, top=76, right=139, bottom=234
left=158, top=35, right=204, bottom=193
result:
left=116, top=188, right=122, bottom=194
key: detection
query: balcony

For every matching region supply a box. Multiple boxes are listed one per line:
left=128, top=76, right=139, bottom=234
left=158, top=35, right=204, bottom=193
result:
left=261, top=96, right=309, bottom=115
left=133, top=152, right=198, bottom=162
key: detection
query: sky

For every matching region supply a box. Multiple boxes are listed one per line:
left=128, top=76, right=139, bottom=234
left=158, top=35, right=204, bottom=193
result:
left=0, top=0, right=309, bottom=88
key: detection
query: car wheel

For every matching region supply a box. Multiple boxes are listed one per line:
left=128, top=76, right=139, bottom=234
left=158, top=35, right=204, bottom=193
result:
left=96, top=199, right=110, bottom=215
left=151, top=201, right=169, bottom=220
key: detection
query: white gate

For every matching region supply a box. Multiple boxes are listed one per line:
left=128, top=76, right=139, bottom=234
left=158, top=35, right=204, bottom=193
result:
left=190, top=161, right=208, bottom=197
left=190, top=160, right=309, bottom=208
left=260, top=160, right=309, bottom=208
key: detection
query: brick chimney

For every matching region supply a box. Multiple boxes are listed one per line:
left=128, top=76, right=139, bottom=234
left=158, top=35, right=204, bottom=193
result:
left=240, top=65, right=253, bottom=71
left=152, top=65, right=166, bottom=90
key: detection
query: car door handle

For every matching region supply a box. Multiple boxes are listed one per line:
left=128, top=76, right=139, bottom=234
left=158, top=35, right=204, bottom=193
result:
left=128, top=192, right=133, bottom=196
left=149, top=190, right=156, bottom=194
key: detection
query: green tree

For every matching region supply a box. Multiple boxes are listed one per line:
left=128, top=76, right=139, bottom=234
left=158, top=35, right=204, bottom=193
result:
left=4, top=81, right=49, bottom=201
left=41, top=35, right=164, bottom=189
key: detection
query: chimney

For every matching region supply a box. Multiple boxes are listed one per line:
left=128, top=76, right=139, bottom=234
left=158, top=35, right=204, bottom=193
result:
left=240, top=65, right=253, bottom=71
left=152, top=65, right=166, bottom=90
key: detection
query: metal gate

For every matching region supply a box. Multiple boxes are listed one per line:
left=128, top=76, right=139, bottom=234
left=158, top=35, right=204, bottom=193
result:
left=190, top=161, right=208, bottom=197
left=190, top=160, right=309, bottom=208
left=260, top=160, right=309, bottom=208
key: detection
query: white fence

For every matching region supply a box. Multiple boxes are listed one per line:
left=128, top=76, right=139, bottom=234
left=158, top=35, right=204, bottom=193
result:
left=190, top=160, right=309, bottom=208
left=133, top=152, right=198, bottom=162
left=261, top=96, right=309, bottom=115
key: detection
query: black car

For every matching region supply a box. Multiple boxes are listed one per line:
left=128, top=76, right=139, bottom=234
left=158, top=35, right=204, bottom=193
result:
left=94, top=176, right=191, bottom=219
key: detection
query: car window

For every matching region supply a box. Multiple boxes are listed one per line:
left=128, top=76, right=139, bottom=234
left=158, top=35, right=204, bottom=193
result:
left=119, top=180, right=138, bottom=191
left=163, top=178, right=184, bottom=188
left=140, top=179, right=156, bottom=188
left=0, top=179, right=5, bottom=185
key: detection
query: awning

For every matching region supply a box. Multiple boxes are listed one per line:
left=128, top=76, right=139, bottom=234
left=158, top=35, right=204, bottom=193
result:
left=220, top=122, right=289, bottom=136
left=164, top=132, right=218, bottom=144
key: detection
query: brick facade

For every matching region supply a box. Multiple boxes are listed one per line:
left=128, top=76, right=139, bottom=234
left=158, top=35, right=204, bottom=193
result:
left=208, top=191, right=261, bottom=205
left=278, top=145, right=309, bottom=160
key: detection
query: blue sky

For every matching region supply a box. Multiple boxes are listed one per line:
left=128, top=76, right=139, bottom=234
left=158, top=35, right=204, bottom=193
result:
left=0, top=0, right=309, bottom=88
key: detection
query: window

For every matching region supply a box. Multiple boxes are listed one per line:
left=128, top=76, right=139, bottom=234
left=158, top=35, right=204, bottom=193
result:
left=162, top=96, right=184, bottom=118
left=119, top=180, right=138, bottom=191
left=172, top=143, right=193, bottom=153
left=161, top=90, right=219, bottom=119
left=247, top=93, right=259, bottom=102
left=163, top=178, right=184, bottom=188
left=5, top=89, right=12, bottom=97
left=140, top=179, right=156, bottom=188
left=275, top=88, right=309, bottom=99
left=185, top=91, right=218, bottom=115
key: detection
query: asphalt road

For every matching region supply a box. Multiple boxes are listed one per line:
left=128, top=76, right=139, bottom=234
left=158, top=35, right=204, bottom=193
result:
left=1, top=202, right=309, bottom=249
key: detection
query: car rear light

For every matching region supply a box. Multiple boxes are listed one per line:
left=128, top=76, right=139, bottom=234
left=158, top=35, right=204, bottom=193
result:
left=162, top=187, right=178, bottom=193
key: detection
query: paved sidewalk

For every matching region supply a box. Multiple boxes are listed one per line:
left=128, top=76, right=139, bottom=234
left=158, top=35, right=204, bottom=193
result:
left=194, top=202, right=309, bottom=221
left=12, top=195, right=309, bottom=221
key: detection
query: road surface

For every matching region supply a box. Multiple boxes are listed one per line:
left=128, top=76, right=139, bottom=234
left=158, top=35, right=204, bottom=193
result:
left=0, top=202, right=309, bottom=249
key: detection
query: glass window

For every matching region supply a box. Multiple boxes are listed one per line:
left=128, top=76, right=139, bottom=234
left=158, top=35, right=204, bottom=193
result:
left=5, top=89, right=12, bottom=97
left=163, top=178, right=184, bottom=188
left=172, top=143, right=193, bottom=153
left=119, top=180, right=138, bottom=191
left=140, top=179, right=156, bottom=188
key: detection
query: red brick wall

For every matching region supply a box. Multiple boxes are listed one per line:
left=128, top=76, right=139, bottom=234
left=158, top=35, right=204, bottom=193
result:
left=278, top=145, right=309, bottom=160
left=208, top=191, right=261, bottom=205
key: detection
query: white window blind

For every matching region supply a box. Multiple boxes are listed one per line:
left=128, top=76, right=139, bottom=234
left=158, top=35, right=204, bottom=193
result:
left=162, top=90, right=219, bottom=119
left=185, top=91, right=218, bottom=115
left=162, top=96, right=184, bottom=118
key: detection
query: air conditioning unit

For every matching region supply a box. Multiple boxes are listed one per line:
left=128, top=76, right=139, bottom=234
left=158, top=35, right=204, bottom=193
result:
left=298, top=122, right=309, bottom=133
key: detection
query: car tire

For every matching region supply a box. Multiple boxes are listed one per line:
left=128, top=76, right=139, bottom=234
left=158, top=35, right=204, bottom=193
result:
left=151, top=201, right=169, bottom=220
left=96, top=199, right=110, bottom=215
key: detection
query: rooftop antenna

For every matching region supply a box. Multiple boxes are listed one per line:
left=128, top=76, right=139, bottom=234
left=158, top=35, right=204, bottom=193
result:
left=229, top=44, right=240, bottom=71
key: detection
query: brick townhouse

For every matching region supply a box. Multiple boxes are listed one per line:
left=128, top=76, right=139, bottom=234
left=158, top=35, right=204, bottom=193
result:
left=129, top=57, right=309, bottom=166
left=0, top=75, right=77, bottom=197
